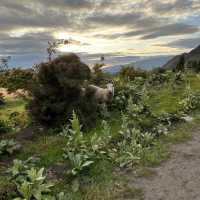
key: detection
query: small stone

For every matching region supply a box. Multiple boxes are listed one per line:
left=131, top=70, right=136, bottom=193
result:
left=181, top=116, right=193, bottom=122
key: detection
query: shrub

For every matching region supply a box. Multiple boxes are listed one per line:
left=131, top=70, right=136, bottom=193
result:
left=119, top=66, right=147, bottom=81
left=147, top=70, right=172, bottom=86
left=28, top=53, right=99, bottom=128
left=112, top=80, right=146, bottom=110
left=0, top=69, right=34, bottom=92
left=91, top=63, right=108, bottom=85
left=188, top=60, right=200, bottom=72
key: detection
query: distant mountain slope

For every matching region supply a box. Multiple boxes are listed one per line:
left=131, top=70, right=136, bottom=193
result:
left=102, top=56, right=173, bottom=74
left=163, top=45, right=200, bottom=69
left=134, top=56, right=173, bottom=70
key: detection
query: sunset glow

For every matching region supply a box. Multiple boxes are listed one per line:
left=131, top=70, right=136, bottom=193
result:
left=0, top=0, right=200, bottom=67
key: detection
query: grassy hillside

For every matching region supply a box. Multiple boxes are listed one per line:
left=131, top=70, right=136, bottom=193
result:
left=0, top=69, right=200, bottom=199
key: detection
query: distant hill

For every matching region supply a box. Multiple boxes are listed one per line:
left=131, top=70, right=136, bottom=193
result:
left=163, top=45, right=200, bottom=69
left=102, top=56, right=173, bottom=74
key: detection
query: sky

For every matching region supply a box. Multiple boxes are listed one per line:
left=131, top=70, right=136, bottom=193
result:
left=0, top=0, right=200, bottom=67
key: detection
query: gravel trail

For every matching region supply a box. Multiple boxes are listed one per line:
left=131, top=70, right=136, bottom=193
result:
left=130, top=129, right=200, bottom=200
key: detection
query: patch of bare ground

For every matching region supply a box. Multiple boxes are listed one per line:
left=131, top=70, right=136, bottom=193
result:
left=0, top=88, right=29, bottom=99
left=124, top=128, right=200, bottom=200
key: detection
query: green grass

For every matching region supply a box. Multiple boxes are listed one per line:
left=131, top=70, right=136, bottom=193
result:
left=148, top=72, right=200, bottom=114
left=148, top=86, right=183, bottom=114
left=0, top=97, right=27, bottom=121
left=140, top=111, right=200, bottom=167
left=1, top=71, right=200, bottom=199
left=17, top=135, right=66, bottom=167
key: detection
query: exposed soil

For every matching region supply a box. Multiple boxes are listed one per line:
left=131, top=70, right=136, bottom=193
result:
left=0, top=88, right=28, bottom=99
left=126, top=128, right=200, bottom=200
left=15, top=126, right=44, bottom=142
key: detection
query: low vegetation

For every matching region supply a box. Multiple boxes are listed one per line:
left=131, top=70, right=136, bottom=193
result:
left=0, top=139, right=20, bottom=156
left=0, top=69, right=34, bottom=92
left=1, top=54, right=200, bottom=199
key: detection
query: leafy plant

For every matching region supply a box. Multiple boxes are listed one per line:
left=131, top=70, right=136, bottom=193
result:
left=62, top=111, right=94, bottom=175
left=0, top=139, right=20, bottom=156
left=112, top=80, right=145, bottom=110
left=67, top=152, right=94, bottom=176
left=61, top=111, right=85, bottom=154
left=8, top=158, right=67, bottom=200
left=179, top=85, right=200, bottom=113
left=106, top=113, right=153, bottom=168
left=62, top=112, right=112, bottom=176
left=0, top=120, right=10, bottom=134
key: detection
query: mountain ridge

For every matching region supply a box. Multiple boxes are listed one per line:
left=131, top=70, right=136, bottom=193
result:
left=102, top=55, right=173, bottom=74
left=163, top=45, right=200, bottom=69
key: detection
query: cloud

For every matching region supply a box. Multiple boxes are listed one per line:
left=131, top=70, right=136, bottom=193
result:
left=0, top=0, right=200, bottom=67
left=148, top=0, right=193, bottom=15
left=0, top=8, right=74, bottom=32
left=141, top=23, right=199, bottom=39
left=36, top=0, right=94, bottom=10
left=160, top=37, right=200, bottom=49
left=0, top=32, right=54, bottom=55
left=87, top=12, right=158, bottom=28
left=95, top=23, right=199, bottom=40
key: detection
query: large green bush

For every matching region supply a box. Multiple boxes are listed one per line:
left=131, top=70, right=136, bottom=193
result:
left=28, top=53, right=98, bottom=128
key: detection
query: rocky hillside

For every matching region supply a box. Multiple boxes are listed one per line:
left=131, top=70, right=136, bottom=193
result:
left=163, top=45, right=200, bottom=69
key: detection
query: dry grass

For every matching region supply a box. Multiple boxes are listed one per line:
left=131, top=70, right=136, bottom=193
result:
left=0, top=88, right=29, bottom=99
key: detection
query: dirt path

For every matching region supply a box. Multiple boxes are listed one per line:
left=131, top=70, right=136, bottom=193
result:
left=128, top=128, right=200, bottom=200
